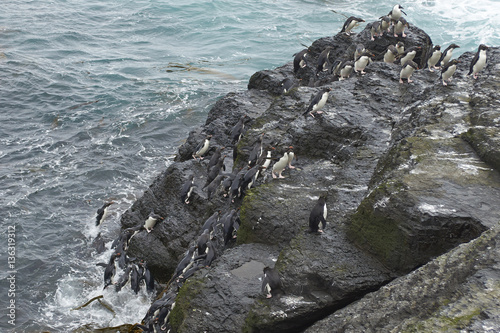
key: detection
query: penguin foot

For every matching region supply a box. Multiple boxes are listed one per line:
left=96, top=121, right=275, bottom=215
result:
left=394, top=34, right=398, bottom=37
left=407, top=78, right=413, bottom=83
left=442, top=81, right=448, bottom=86
left=399, top=79, right=404, bottom=84
left=288, top=165, right=296, bottom=169
left=473, top=74, right=479, bottom=79
left=266, top=294, right=272, bottom=298
left=402, top=33, right=407, bottom=37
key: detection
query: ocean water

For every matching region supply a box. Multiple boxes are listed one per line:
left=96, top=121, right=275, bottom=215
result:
left=0, top=0, right=498, bottom=331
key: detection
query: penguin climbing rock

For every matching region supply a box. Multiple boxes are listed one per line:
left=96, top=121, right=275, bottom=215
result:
left=440, top=59, right=460, bottom=86
left=338, top=61, right=354, bottom=80
left=144, top=211, right=164, bottom=233
left=180, top=175, right=195, bottom=204
left=426, top=45, right=442, bottom=71
left=308, top=194, right=327, bottom=233
left=438, top=43, right=460, bottom=67
left=384, top=45, right=399, bottom=64
left=192, top=135, right=212, bottom=160
left=293, top=48, right=308, bottom=73
left=316, top=47, right=333, bottom=76
left=340, top=16, right=365, bottom=36
left=303, top=87, right=331, bottom=118
left=400, top=60, right=418, bottom=84
left=468, top=44, right=488, bottom=79
left=272, top=151, right=289, bottom=179
left=261, top=266, right=282, bottom=298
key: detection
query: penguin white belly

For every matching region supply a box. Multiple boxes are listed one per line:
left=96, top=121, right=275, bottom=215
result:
left=428, top=52, right=441, bottom=67
left=400, top=66, right=415, bottom=79
left=442, top=65, right=457, bottom=81
left=323, top=203, right=327, bottom=220
left=355, top=57, right=369, bottom=71
left=384, top=52, right=396, bottom=63
left=340, top=66, right=353, bottom=79
left=144, top=217, right=157, bottom=232
left=313, top=93, right=328, bottom=112
left=441, top=52, right=453, bottom=66
left=473, top=52, right=487, bottom=74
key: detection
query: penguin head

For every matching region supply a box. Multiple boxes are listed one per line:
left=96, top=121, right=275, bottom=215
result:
left=478, top=44, right=489, bottom=51
left=433, top=45, right=441, bottom=51
left=449, top=43, right=460, bottom=50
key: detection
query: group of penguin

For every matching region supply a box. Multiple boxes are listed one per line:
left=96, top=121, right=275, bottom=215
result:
left=94, top=202, right=158, bottom=296
left=90, top=4, right=491, bottom=332
left=291, top=3, right=488, bottom=97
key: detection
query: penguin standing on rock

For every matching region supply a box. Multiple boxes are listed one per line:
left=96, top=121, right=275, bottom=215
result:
left=426, top=45, right=442, bottom=71
left=316, top=47, right=333, bottom=76
left=230, top=116, right=247, bottom=145
left=303, top=87, right=331, bottom=118
left=287, top=146, right=296, bottom=170
left=272, top=151, right=289, bottom=179
left=370, top=21, right=382, bottom=41
left=206, top=146, right=224, bottom=171
left=144, top=211, right=164, bottom=233
left=468, top=44, right=488, bottom=79
left=396, top=41, right=405, bottom=55
left=380, top=15, right=391, bottom=32
left=384, top=45, right=399, bottom=64
left=438, top=43, right=460, bottom=67
left=339, top=61, right=354, bottom=80
left=440, top=59, right=460, bottom=86
left=388, top=4, right=406, bottom=22
left=293, top=49, right=309, bottom=73
left=95, top=201, right=114, bottom=226
left=354, top=44, right=365, bottom=62
left=400, top=60, right=418, bottom=83
left=192, top=135, right=212, bottom=160
left=399, top=46, right=421, bottom=66
left=261, top=266, right=282, bottom=298
left=354, top=51, right=373, bottom=74
left=340, top=16, right=365, bottom=36
left=308, top=194, right=327, bottom=233
left=180, top=175, right=195, bottom=204
left=393, top=17, right=409, bottom=38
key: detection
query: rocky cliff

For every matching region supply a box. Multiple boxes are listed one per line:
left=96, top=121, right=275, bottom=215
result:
left=117, top=22, right=500, bottom=332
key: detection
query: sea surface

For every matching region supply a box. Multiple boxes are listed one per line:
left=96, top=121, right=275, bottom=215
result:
left=0, top=0, right=499, bottom=331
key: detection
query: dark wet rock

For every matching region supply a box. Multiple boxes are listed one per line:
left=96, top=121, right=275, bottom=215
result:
left=115, top=19, right=500, bottom=333
left=304, top=222, right=500, bottom=333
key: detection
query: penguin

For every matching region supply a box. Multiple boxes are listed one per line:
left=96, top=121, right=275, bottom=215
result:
left=144, top=211, right=163, bottom=233
left=103, top=252, right=120, bottom=289
left=396, top=41, right=405, bottom=55
left=255, top=146, right=275, bottom=179
left=308, top=194, right=327, bottom=233
left=440, top=59, right=460, bottom=86
left=141, top=261, right=155, bottom=293
left=272, top=151, right=289, bottom=179
left=180, top=175, right=195, bottom=204
left=95, top=201, right=114, bottom=227
left=196, top=229, right=210, bottom=256
left=130, top=264, right=141, bottom=294
left=329, top=59, right=343, bottom=76
left=438, top=43, right=460, bottom=67
left=293, top=48, right=308, bottom=73
left=222, top=209, right=238, bottom=246
left=192, top=134, right=212, bottom=160
left=195, top=241, right=216, bottom=267
left=206, top=174, right=224, bottom=200
left=241, top=165, right=262, bottom=192
left=303, top=87, right=331, bottom=118
left=230, top=115, right=247, bottom=144
left=340, top=16, right=365, bottom=36
left=399, top=60, right=418, bottom=84
left=426, top=45, right=442, bottom=71
left=354, top=44, right=365, bottom=62
left=338, top=61, right=354, bottom=80
left=201, top=211, right=220, bottom=234
left=287, top=146, right=296, bottom=169
left=380, top=15, right=391, bottom=32
left=354, top=51, right=373, bottom=74
left=393, top=17, right=409, bottom=38
left=172, top=246, right=196, bottom=281
left=248, top=134, right=264, bottom=167
left=206, top=146, right=224, bottom=171
left=261, top=266, right=281, bottom=298
left=399, top=46, right=421, bottom=66
left=316, top=47, right=333, bottom=76
left=384, top=45, right=399, bottom=64
left=204, top=155, right=226, bottom=189
left=115, top=265, right=132, bottom=292
left=388, top=4, right=406, bottom=22
left=229, top=168, right=249, bottom=202
left=281, top=78, right=299, bottom=94
left=468, top=44, right=488, bottom=79
left=370, top=21, right=382, bottom=41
